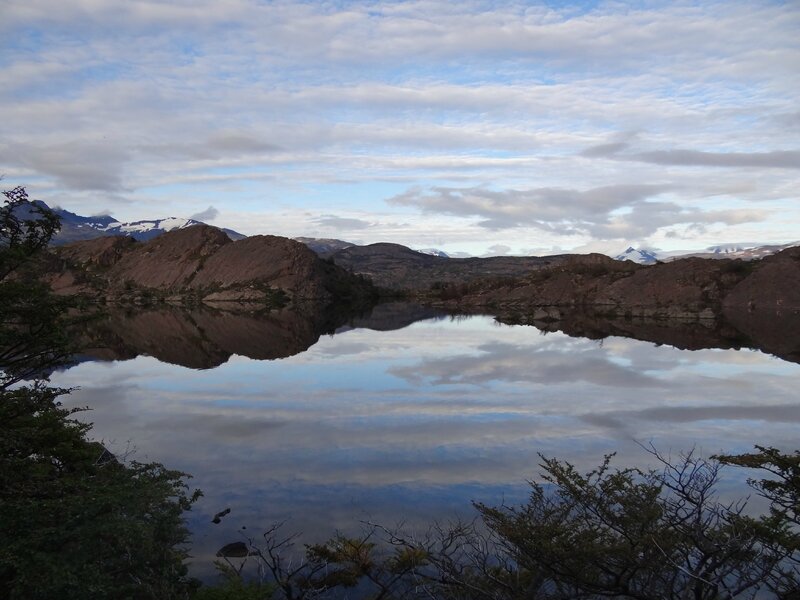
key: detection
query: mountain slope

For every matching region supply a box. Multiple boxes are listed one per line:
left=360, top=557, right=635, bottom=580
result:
left=31, top=201, right=246, bottom=244
left=49, top=225, right=376, bottom=306
left=615, top=247, right=659, bottom=264
left=330, top=242, right=570, bottom=290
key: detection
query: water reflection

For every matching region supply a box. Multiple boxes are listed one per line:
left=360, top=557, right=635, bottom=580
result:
left=74, top=302, right=450, bottom=368
left=51, top=307, right=800, bottom=579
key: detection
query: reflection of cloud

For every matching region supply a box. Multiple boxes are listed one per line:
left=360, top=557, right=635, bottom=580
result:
left=390, top=341, right=663, bottom=388
left=583, top=403, right=800, bottom=433
left=314, top=341, right=374, bottom=357
left=50, top=315, right=800, bottom=579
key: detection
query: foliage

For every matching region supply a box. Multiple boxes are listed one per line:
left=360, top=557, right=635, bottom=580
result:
left=471, top=449, right=797, bottom=599
left=717, top=446, right=800, bottom=528
left=0, top=186, right=60, bottom=280
left=717, top=446, right=800, bottom=596
left=0, top=186, right=74, bottom=389
left=194, top=561, right=273, bottom=600
left=0, top=186, right=203, bottom=599
left=0, top=384, right=202, bottom=600
left=218, top=449, right=799, bottom=599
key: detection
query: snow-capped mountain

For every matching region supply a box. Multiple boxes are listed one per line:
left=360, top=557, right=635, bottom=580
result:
left=35, top=202, right=245, bottom=245
left=706, top=244, right=755, bottom=255
left=670, top=242, right=798, bottom=261
left=613, top=242, right=799, bottom=264
left=416, top=248, right=450, bottom=258
left=614, top=247, right=659, bottom=264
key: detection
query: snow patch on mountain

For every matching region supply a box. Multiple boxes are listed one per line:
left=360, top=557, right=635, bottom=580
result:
left=614, top=247, right=659, bottom=264
left=416, top=248, right=450, bottom=258
left=105, top=217, right=195, bottom=235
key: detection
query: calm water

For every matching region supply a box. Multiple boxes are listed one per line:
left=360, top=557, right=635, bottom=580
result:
left=51, top=307, right=800, bottom=577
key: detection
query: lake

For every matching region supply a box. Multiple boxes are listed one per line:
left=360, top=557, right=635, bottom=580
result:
left=50, top=303, right=800, bottom=579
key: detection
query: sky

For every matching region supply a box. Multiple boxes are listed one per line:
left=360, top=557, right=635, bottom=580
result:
left=1, top=0, right=799, bottom=257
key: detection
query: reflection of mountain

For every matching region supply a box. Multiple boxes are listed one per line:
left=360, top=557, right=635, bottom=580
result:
left=73, top=300, right=800, bottom=369
left=75, top=302, right=452, bottom=368
left=338, top=301, right=451, bottom=332
left=494, top=307, right=800, bottom=365
left=77, top=305, right=358, bottom=369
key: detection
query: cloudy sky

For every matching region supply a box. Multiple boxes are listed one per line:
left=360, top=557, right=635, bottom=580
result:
left=2, top=0, right=798, bottom=256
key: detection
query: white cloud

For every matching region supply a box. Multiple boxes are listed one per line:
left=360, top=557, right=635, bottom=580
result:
left=0, top=0, right=798, bottom=252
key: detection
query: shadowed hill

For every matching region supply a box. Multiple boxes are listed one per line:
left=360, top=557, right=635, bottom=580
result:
left=428, top=247, right=800, bottom=321
left=330, top=242, right=572, bottom=290
left=46, top=225, right=377, bottom=307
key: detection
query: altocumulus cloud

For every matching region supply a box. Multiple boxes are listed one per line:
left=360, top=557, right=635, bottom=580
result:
left=582, top=142, right=800, bottom=169
left=389, top=185, right=767, bottom=240
left=312, top=215, right=373, bottom=230
left=0, top=0, right=798, bottom=251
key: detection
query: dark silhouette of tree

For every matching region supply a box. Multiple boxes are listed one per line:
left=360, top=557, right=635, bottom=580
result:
left=0, top=186, right=72, bottom=389
left=0, top=186, right=202, bottom=599
left=213, top=449, right=799, bottom=599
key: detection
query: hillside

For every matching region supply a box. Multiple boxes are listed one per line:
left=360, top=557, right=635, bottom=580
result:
left=329, top=242, right=573, bottom=290
left=46, top=225, right=376, bottom=307
left=425, top=247, right=800, bottom=321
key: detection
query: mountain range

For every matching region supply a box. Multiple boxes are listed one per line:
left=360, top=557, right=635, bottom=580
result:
left=32, top=201, right=797, bottom=264
left=41, top=202, right=246, bottom=245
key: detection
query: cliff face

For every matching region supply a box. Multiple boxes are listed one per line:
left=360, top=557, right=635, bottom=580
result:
left=110, top=225, right=232, bottom=289
left=188, top=235, right=332, bottom=299
left=49, top=225, right=376, bottom=306
left=431, top=248, right=800, bottom=320
left=723, top=246, right=800, bottom=313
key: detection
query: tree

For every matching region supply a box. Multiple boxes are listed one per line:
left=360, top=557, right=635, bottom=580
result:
left=215, top=449, right=799, bottom=599
left=717, top=447, right=800, bottom=597
left=0, top=186, right=72, bottom=389
left=470, top=449, right=797, bottom=599
left=0, top=384, right=202, bottom=600
left=0, top=186, right=60, bottom=280
left=0, top=186, right=203, bottom=599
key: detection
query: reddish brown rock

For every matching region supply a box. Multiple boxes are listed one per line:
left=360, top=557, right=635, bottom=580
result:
left=49, top=224, right=375, bottom=305
left=56, top=235, right=137, bottom=269
left=723, top=246, right=800, bottom=313
left=109, top=225, right=231, bottom=289
left=188, top=235, right=332, bottom=300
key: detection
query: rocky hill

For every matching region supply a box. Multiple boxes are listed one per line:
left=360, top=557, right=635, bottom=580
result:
left=329, top=242, right=572, bottom=291
left=46, top=225, right=376, bottom=307
left=425, top=247, right=800, bottom=321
